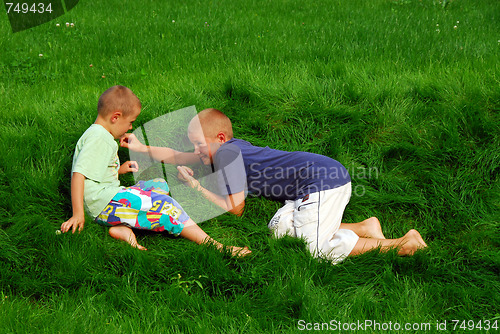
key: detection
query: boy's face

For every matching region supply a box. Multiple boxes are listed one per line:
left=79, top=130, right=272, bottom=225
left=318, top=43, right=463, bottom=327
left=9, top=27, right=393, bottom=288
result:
left=111, top=107, right=140, bottom=139
left=188, top=124, right=220, bottom=165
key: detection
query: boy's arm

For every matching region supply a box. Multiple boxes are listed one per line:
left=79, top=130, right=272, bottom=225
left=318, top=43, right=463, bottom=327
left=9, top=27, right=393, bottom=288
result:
left=61, top=172, right=86, bottom=233
left=177, top=166, right=245, bottom=216
left=225, top=192, right=246, bottom=216
left=120, top=133, right=200, bottom=165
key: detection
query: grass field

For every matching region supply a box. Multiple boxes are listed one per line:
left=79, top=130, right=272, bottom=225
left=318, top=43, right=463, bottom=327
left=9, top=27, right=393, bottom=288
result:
left=0, top=0, right=499, bottom=332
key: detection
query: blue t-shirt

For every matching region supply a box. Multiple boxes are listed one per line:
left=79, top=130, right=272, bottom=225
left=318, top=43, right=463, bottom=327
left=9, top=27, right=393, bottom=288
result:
left=213, top=138, right=350, bottom=201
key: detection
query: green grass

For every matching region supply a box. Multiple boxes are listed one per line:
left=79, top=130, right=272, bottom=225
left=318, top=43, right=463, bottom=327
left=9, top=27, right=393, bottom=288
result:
left=0, top=0, right=499, bottom=332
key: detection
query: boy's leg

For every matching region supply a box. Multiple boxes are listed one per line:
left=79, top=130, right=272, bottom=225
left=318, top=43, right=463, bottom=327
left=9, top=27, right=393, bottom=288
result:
left=180, top=218, right=251, bottom=257
left=340, top=217, right=386, bottom=239
left=108, top=225, right=147, bottom=250
left=100, top=184, right=250, bottom=256
left=115, top=185, right=251, bottom=257
left=293, top=183, right=354, bottom=263
left=349, top=229, right=427, bottom=256
left=268, top=200, right=295, bottom=238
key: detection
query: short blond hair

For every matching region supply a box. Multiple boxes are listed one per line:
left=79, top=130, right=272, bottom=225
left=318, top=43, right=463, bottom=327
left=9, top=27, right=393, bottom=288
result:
left=97, top=86, right=141, bottom=117
left=196, top=108, right=233, bottom=139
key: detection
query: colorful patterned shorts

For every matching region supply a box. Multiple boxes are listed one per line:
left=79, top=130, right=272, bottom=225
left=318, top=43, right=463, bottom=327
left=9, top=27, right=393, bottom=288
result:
left=95, top=178, right=188, bottom=235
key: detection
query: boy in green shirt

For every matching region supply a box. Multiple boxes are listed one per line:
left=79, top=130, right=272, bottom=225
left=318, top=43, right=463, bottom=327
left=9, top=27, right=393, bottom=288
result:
left=61, top=86, right=250, bottom=256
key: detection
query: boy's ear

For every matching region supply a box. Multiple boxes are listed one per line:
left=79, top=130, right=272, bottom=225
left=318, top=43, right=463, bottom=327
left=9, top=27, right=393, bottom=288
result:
left=110, top=111, right=122, bottom=123
left=216, top=131, right=227, bottom=143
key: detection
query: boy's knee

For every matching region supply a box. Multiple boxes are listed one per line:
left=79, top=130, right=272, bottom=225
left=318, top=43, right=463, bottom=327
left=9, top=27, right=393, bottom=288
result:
left=108, top=226, right=119, bottom=238
left=108, top=225, right=128, bottom=239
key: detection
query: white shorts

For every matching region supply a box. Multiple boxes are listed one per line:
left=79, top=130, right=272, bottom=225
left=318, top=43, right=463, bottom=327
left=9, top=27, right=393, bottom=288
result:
left=268, top=182, right=359, bottom=264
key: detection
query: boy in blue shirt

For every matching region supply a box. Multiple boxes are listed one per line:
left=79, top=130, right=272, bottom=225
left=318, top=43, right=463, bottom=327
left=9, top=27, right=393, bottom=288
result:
left=61, top=87, right=250, bottom=256
left=123, top=108, right=426, bottom=264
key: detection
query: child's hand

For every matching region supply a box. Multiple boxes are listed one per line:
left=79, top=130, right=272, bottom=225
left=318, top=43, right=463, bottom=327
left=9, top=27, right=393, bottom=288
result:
left=119, top=161, right=139, bottom=174
left=120, top=133, right=146, bottom=153
left=61, top=215, right=85, bottom=234
left=177, top=166, right=199, bottom=189
left=177, top=165, right=194, bottom=181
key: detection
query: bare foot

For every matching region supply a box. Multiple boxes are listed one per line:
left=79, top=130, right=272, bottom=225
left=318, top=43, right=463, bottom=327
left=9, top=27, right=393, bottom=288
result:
left=398, top=229, right=427, bottom=256
left=340, top=216, right=386, bottom=239
left=362, top=217, right=386, bottom=239
left=130, top=241, right=147, bottom=251
left=229, top=245, right=252, bottom=257
left=109, top=225, right=147, bottom=251
left=349, top=229, right=427, bottom=257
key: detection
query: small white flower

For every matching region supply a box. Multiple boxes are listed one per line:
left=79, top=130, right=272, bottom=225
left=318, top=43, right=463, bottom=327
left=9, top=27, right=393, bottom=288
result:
left=66, top=22, right=70, bottom=27
left=436, top=23, right=439, bottom=27
left=56, top=23, right=60, bottom=27
left=39, top=54, right=43, bottom=57
left=172, top=20, right=175, bottom=23
left=70, top=23, right=74, bottom=27
left=457, top=20, right=460, bottom=24
left=454, top=25, right=457, bottom=29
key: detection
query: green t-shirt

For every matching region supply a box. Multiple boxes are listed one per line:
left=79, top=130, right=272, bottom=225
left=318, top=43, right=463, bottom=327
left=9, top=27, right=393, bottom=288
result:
left=72, top=124, right=124, bottom=218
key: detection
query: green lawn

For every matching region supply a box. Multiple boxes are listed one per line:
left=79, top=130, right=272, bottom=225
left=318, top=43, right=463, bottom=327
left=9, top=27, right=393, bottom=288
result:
left=0, top=0, right=499, bottom=332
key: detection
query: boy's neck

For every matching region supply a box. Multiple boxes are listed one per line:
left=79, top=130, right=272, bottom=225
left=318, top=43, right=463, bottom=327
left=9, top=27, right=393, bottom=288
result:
left=94, top=116, right=113, bottom=136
